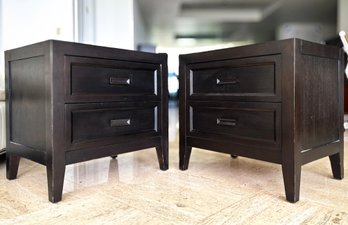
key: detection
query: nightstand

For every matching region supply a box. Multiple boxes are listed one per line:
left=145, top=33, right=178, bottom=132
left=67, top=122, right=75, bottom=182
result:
left=5, top=40, right=168, bottom=202
left=179, top=38, right=344, bottom=202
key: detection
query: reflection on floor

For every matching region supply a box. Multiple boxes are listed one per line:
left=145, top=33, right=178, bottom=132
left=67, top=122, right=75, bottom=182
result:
left=0, top=101, right=347, bottom=224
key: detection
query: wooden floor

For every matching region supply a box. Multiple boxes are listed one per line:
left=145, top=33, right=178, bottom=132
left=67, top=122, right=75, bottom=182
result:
left=0, top=106, right=347, bottom=224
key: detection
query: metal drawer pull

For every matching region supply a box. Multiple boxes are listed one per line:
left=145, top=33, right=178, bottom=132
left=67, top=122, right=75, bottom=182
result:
left=109, top=77, right=131, bottom=85
left=217, top=118, right=237, bottom=127
left=216, top=78, right=239, bottom=85
left=110, top=119, right=131, bottom=127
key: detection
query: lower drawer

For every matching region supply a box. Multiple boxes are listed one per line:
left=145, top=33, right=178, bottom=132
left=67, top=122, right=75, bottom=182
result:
left=188, top=102, right=281, bottom=147
left=65, top=102, right=160, bottom=150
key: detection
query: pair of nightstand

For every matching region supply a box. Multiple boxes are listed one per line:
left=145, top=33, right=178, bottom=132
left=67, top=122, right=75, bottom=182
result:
left=5, top=39, right=344, bottom=203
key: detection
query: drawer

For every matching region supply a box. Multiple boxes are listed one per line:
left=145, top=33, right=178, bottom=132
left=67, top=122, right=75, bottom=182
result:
left=187, top=55, right=281, bottom=101
left=188, top=102, right=281, bottom=147
left=65, top=102, right=160, bottom=150
left=64, top=56, right=161, bottom=101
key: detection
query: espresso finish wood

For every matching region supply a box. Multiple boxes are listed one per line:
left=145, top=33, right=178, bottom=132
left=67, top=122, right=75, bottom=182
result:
left=179, top=38, right=344, bottom=203
left=189, top=101, right=281, bottom=151
left=67, top=56, right=159, bottom=98
left=5, top=40, right=168, bottom=203
left=190, top=55, right=280, bottom=99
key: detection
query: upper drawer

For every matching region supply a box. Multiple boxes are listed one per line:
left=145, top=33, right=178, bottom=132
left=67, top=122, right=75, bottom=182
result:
left=187, top=55, right=281, bottom=101
left=64, top=56, right=161, bottom=102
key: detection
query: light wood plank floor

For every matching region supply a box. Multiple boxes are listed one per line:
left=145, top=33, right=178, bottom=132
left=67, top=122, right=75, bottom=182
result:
left=0, top=106, right=347, bottom=224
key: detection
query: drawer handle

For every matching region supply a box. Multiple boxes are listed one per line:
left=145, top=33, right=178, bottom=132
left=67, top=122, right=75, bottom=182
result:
left=217, top=118, right=237, bottom=127
left=109, top=77, right=131, bottom=85
left=110, top=119, right=131, bottom=127
left=216, top=78, right=239, bottom=85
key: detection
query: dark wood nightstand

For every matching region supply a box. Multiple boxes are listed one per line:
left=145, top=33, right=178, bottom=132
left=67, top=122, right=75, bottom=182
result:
left=5, top=40, right=168, bottom=203
left=179, top=38, right=344, bottom=202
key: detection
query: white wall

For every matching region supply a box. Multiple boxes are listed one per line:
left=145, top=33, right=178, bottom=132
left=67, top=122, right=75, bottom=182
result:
left=0, top=0, right=3, bottom=90
left=133, top=0, right=148, bottom=50
left=338, top=0, right=348, bottom=32
left=0, top=0, right=148, bottom=89
left=276, top=23, right=336, bottom=43
left=95, top=0, right=134, bottom=49
left=77, top=0, right=96, bottom=44
left=78, top=0, right=148, bottom=50
left=0, top=0, right=74, bottom=90
left=2, top=0, right=74, bottom=50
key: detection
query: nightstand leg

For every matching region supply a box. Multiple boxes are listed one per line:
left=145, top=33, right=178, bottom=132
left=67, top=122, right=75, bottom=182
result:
left=179, top=146, right=192, bottom=170
left=329, top=152, right=344, bottom=179
left=282, top=163, right=301, bottom=203
left=6, top=153, right=20, bottom=180
left=156, top=146, right=168, bottom=170
left=46, top=163, right=65, bottom=203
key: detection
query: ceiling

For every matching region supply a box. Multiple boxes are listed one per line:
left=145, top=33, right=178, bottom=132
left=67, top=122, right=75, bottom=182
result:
left=137, top=0, right=337, bottom=47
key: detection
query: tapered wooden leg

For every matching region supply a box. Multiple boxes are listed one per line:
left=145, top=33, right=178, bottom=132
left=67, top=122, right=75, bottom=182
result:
left=282, top=163, right=301, bottom=203
left=329, top=152, right=344, bottom=179
left=179, top=146, right=192, bottom=170
left=46, top=163, right=65, bottom=203
left=6, top=154, right=20, bottom=180
left=156, top=146, right=168, bottom=170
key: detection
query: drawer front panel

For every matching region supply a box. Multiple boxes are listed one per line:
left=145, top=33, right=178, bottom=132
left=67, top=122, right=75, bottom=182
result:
left=188, top=55, right=281, bottom=100
left=189, top=102, right=281, bottom=146
left=66, top=103, right=159, bottom=149
left=65, top=56, right=160, bottom=101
